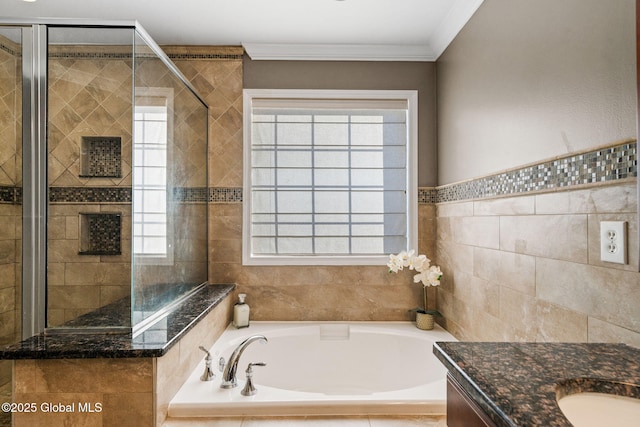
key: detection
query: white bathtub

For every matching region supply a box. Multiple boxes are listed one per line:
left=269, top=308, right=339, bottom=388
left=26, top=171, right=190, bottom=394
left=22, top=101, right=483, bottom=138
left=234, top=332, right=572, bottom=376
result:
left=168, top=321, right=456, bottom=417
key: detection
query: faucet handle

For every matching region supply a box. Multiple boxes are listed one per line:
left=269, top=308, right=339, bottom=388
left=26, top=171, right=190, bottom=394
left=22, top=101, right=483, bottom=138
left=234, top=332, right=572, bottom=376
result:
left=218, top=356, right=226, bottom=372
left=199, top=346, right=211, bottom=359
left=247, top=362, right=266, bottom=370
left=199, top=346, right=215, bottom=381
left=241, top=362, right=266, bottom=396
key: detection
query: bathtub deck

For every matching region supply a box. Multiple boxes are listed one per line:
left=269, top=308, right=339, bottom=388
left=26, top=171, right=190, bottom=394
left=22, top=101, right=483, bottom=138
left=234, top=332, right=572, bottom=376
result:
left=162, top=415, right=447, bottom=427
left=168, top=321, right=456, bottom=419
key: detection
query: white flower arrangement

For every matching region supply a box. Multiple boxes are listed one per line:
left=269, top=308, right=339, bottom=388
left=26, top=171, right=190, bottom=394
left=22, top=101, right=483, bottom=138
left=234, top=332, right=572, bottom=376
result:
left=387, top=250, right=442, bottom=315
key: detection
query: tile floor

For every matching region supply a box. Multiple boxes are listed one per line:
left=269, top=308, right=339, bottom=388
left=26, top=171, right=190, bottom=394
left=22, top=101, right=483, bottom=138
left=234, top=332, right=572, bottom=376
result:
left=163, top=415, right=447, bottom=426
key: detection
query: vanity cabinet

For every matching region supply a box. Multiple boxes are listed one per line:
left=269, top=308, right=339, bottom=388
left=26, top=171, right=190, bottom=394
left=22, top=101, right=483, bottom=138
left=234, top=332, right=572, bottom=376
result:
left=446, top=374, right=497, bottom=427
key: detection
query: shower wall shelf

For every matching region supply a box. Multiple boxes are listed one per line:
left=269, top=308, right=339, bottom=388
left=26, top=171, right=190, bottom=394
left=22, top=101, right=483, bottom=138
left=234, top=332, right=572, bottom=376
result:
left=78, top=212, right=122, bottom=255
left=79, top=136, right=122, bottom=178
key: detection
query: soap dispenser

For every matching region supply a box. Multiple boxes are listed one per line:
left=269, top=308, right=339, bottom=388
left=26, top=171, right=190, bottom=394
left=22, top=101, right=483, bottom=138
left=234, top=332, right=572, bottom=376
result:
left=233, top=293, right=250, bottom=328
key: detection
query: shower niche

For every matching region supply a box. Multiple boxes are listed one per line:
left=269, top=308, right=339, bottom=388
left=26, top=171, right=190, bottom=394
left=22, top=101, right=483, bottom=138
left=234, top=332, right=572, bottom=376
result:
left=78, top=212, right=122, bottom=256
left=0, top=21, right=209, bottom=336
left=79, top=136, right=122, bottom=178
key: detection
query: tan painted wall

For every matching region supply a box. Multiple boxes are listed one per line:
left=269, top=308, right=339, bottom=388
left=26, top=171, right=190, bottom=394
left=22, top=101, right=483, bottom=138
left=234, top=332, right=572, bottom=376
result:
left=437, top=0, right=637, bottom=185
left=244, top=57, right=438, bottom=187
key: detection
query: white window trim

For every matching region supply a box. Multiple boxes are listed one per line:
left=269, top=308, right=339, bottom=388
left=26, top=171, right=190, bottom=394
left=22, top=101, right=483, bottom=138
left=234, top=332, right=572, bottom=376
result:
left=242, top=89, right=418, bottom=266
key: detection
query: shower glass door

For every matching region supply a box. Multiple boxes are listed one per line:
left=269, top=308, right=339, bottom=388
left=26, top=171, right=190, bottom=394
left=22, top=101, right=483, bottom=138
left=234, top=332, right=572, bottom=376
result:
left=46, top=26, right=135, bottom=331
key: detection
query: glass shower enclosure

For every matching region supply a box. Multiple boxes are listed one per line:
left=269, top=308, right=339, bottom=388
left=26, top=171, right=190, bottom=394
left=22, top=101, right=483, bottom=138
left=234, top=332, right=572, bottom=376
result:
left=0, top=20, right=209, bottom=341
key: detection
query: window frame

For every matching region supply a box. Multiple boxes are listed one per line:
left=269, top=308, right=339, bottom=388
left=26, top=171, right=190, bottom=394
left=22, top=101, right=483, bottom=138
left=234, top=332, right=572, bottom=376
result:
left=242, top=89, right=418, bottom=266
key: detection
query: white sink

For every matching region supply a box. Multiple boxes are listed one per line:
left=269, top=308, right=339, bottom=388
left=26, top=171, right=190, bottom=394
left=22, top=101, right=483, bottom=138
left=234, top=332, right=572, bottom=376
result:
left=557, top=392, right=640, bottom=427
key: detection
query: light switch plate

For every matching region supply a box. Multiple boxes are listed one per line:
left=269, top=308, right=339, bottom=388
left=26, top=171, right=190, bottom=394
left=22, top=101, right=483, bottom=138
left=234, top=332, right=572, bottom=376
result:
left=600, top=221, right=627, bottom=264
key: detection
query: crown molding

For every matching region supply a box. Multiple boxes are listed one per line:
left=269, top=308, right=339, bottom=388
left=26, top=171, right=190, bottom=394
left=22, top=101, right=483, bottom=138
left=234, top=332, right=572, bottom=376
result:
left=429, top=0, right=484, bottom=58
left=243, top=0, right=484, bottom=62
left=243, top=43, right=436, bottom=62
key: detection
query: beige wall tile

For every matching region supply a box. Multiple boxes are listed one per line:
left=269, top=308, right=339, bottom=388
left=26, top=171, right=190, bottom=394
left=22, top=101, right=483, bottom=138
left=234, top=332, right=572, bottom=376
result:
left=535, top=300, right=588, bottom=343
left=0, top=240, right=15, bottom=264
left=588, top=317, right=640, bottom=348
left=450, top=216, right=500, bottom=249
left=536, top=257, right=640, bottom=332
left=14, top=360, right=36, bottom=393
left=436, top=201, right=473, bottom=218
left=473, top=247, right=536, bottom=296
left=155, top=297, right=233, bottom=427
left=453, top=271, right=500, bottom=318
left=102, top=392, right=153, bottom=427
left=500, top=215, right=588, bottom=262
left=12, top=392, right=103, bottom=427
left=33, top=359, right=152, bottom=393
left=47, top=286, right=101, bottom=311
left=473, top=195, right=535, bottom=216
left=436, top=241, right=474, bottom=277
left=0, top=264, right=16, bottom=289
left=437, top=181, right=638, bottom=346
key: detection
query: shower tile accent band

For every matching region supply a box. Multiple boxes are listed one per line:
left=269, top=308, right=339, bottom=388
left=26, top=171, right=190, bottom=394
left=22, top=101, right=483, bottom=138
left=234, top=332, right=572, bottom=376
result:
left=45, top=45, right=244, bottom=60
left=0, top=186, right=19, bottom=203
left=437, top=140, right=636, bottom=203
left=48, top=187, right=208, bottom=203
left=49, top=187, right=132, bottom=203
left=4, top=141, right=636, bottom=205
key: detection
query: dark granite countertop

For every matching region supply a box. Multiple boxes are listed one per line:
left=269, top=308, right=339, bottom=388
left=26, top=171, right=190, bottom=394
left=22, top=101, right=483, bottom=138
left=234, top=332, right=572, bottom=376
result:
left=433, top=341, right=640, bottom=427
left=0, top=284, right=234, bottom=360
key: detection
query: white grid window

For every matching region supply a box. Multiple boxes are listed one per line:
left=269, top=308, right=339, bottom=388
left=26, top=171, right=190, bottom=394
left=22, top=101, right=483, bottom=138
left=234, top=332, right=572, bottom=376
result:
left=243, top=90, right=418, bottom=266
left=134, top=105, right=169, bottom=258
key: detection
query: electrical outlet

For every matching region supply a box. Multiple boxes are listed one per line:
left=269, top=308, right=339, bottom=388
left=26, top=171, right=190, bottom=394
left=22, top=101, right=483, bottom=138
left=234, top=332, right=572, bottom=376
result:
left=600, top=221, right=627, bottom=264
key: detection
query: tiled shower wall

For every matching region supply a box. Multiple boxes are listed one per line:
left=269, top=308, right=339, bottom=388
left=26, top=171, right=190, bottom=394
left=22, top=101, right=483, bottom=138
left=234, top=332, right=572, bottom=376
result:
left=47, top=47, right=134, bottom=325
left=435, top=143, right=639, bottom=347
left=46, top=45, right=209, bottom=325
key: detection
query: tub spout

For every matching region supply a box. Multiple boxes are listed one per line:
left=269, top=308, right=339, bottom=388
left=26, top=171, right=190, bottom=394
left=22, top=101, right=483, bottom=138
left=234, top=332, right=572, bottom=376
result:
left=220, top=335, right=267, bottom=389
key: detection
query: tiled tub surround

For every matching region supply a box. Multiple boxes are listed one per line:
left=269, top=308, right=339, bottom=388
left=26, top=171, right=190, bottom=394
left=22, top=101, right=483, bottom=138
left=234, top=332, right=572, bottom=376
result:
left=436, top=176, right=639, bottom=345
left=434, top=341, right=640, bottom=426
left=0, top=284, right=234, bottom=427
left=207, top=139, right=637, bottom=336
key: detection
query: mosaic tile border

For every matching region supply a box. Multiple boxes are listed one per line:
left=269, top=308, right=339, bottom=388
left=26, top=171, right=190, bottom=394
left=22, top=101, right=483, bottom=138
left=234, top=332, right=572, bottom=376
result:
left=0, top=186, right=19, bottom=203
left=46, top=45, right=243, bottom=61
left=209, top=187, right=243, bottom=203
left=0, top=36, right=20, bottom=56
left=49, top=187, right=132, bottom=203
left=437, top=141, right=637, bottom=203
left=48, top=187, right=208, bottom=204
left=174, top=187, right=208, bottom=202
left=168, top=53, right=243, bottom=60
left=3, top=142, right=636, bottom=205
left=418, top=188, right=438, bottom=204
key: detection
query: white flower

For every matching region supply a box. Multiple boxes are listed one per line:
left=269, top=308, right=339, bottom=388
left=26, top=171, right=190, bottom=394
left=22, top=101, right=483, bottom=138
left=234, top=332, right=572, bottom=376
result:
left=388, top=250, right=442, bottom=287
left=387, top=253, right=404, bottom=273
left=399, top=250, right=414, bottom=267
left=409, top=254, right=430, bottom=272
left=426, top=265, right=442, bottom=286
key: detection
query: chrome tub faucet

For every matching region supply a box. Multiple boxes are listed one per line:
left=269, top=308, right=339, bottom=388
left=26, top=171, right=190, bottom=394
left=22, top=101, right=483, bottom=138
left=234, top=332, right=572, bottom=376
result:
left=220, top=335, right=268, bottom=389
